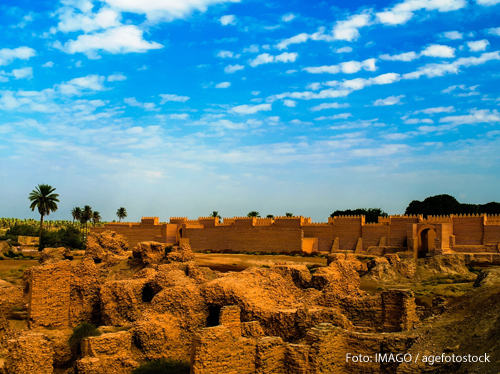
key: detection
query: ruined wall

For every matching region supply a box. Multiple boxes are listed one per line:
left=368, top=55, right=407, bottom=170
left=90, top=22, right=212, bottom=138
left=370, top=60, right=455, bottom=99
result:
left=453, top=215, right=484, bottom=245
left=190, top=326, right=257, bottom=374
left=27, top=261, right=71, bottom=328
left=331, top=217, right=363, bottom=251
left=90, top=218, right=169, bottom=248
left=362, top=224, right=390, bottom=251
left=184, top=226, right=303, bottom=253
left=302, top=225, right=332, bottom=252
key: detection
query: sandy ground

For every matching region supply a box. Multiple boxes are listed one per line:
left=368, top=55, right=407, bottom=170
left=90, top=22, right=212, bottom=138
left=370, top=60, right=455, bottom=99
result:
left=193, top=253, right=327, bottom=272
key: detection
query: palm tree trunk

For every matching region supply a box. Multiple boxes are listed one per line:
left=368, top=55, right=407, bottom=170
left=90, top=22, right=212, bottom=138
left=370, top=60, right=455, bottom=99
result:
left=39, top=214, right=44, bottom=249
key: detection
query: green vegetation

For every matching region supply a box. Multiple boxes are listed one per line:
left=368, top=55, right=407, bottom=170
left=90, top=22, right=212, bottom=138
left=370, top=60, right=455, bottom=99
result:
left=0, top=224, right=85, bottom=250
left=132, top=359, right=190, bottom=374
left=116, top=207, right=127, bottom=222
left=330, top=208, right=388, bottom=223
left=247, top=211, right=260, bottom=217
left=405, top=194, right=500, bottom=217
left=68, top=323, right=102, bottom=349
left=285, top=212, right=293, bottom=217
left=28, top=184, right=60, bottom=245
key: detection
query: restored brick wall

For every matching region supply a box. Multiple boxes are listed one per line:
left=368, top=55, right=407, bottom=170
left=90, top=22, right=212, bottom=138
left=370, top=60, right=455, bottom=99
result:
left=184, top=227, right=303, bottom=253
left=484, top=224, right=500, bottom=245
left=453, top=216, right=484, bottom=245
left=91, top=224, right=165, bottom=248
left=302, top=225, right=333, bottom=252
left=361, top=224, right=390, bottom=251
left=331, top=217, right=362, bottom=251
left=389, top=217, right=420, bottom=246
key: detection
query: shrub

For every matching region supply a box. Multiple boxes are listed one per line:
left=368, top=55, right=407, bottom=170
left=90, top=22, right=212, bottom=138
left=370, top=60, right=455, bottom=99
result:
left=68, top=323, right=102, bottom=349
left=132, top=359, right=190, bottom=374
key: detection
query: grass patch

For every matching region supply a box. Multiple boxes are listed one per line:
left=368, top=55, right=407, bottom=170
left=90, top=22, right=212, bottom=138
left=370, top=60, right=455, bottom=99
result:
left=132, top=359, right=190, bottom=374
left=420, top=274, right=472, bottom=286
left=68, top=323, right=102, bottom=349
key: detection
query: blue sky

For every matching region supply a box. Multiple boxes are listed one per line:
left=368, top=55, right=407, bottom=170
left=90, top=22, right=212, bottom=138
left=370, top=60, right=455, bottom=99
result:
left=1, top=0, right=500, bottom=222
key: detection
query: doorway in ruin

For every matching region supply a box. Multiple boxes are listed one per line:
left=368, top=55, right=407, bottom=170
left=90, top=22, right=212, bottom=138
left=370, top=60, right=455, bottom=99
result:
left=206, top=305, right=221, bottom=327
left=418, top=228, right=436, bottom=258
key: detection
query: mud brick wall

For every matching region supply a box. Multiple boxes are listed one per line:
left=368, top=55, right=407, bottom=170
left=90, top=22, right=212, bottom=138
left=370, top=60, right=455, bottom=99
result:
left=453, top=216, right=484, bottom=245
left=190, top=326, right=257, bottom=374
left=302, top=225, right=333, bottom=252
left=184, top=227, right=303, bottom=253
left=362, top=224, right=390, bottom=251
left=6, top=333, right=54, bottom=374
left=27, top=261, right=71, bottom=328
left=438, top=223, right=453, bottom=250
left=331, top=217, right=362, bottom=251
left=305, top=324, right=416, bottom=374
left=389, top=217, right=420, bottom=247
left=380, top=290, right=418, bottom=332
left=255, top=337, right=286, bottom=374
left=336, top=296, right=383, bottom=329
left=483, top=224, right=500, bottom=245
left=219, top=305, right=241, bottom=338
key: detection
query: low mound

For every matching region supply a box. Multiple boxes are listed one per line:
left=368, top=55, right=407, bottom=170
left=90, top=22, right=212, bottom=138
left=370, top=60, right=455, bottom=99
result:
left=85, top=231, right=128, bottom=264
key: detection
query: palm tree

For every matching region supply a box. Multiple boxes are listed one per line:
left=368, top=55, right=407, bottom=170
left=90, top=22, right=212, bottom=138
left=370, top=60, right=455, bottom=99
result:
left=28, top=184, right=59, bottom=245
left=210, top=211, right=222, bottom=222
left=71, top=207, right=82, bottom=225
left=266, top=215, right=274, bottom=219
left=247, top=211, right=260, bottom=218
left=81, top=205, right=93, bottom=236
left=92, top=211, right=101, bottom=226
left=116, top=207, right=127, bottom=222
left=285, top=212, right=293, bottom=217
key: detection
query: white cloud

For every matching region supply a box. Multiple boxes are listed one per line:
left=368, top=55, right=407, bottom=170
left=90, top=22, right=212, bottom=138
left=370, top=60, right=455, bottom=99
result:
left=441, top=84, right=479, bottom=95
left=310, top=102, right=350, bottom=111
left=334, top=46, right=353, bottom=53
left=216, top=81, right=231, bottom=88
left=275, top=33, right=310, bottom=50
left=230, top=103, right=272, bottom=114
left=380, top=51, right=418, bottom=61
left=217, top=50, right=239, bottom=58
left=415, top=106, right=455, bottom=114
left=373, top=94, right=405, bottom=106
left=475, top=0, right=500, bottom=6
left=303, top=58, right=376, bottom=74
left=219, top=15, right=236, bottom=26
left=487, top=27, right=500, bottom=36
left=467, top=39, right=490, bottom=52
left=124, top=97, right=158, bottom=111
left=283, top=100, right=296, bottom=107
left=315, top=113, right=352, bottom=120
left=107, top=73, right=127, bottom=82
left=0, top=46, right=36, bottom=66
left=42, top=61, right=54, bottom=68
left=282, top=13, right=296, bottom=22
left=159, top=94, right=190, bottom=103
left=53, top=25, right=163, bottom=58
left=169, top=113, right=189, bottom=120
left=11, top=67, right=33, bottom=80
left=403, top=118, right=434, bottom=124
left=243, top=45, right=259, bottom=53
left=421, top=44, right=455, bottom=58
left=249, top=52, right=298, bottom=67
left=403, top=51, right=500, bottom=80
left=251, top=91, right=260, bottom=96
left=98, top=0, right=239, bottom=22
left=58, top=74, right=106, bottom=95
left=57, top=6, right=121, bottom=33
left=376, top=0, right=466, bottom=26
left=224, top=64, right=244, bottom=73
left=442, top=31, right=463, bottom=40
left=333, top=13, right=371, bottom=41
left=439, top=109, right=500, bottom=124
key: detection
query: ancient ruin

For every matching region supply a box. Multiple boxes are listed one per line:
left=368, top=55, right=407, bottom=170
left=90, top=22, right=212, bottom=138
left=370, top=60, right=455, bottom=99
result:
left=0, top=227, right=499, bottom=373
